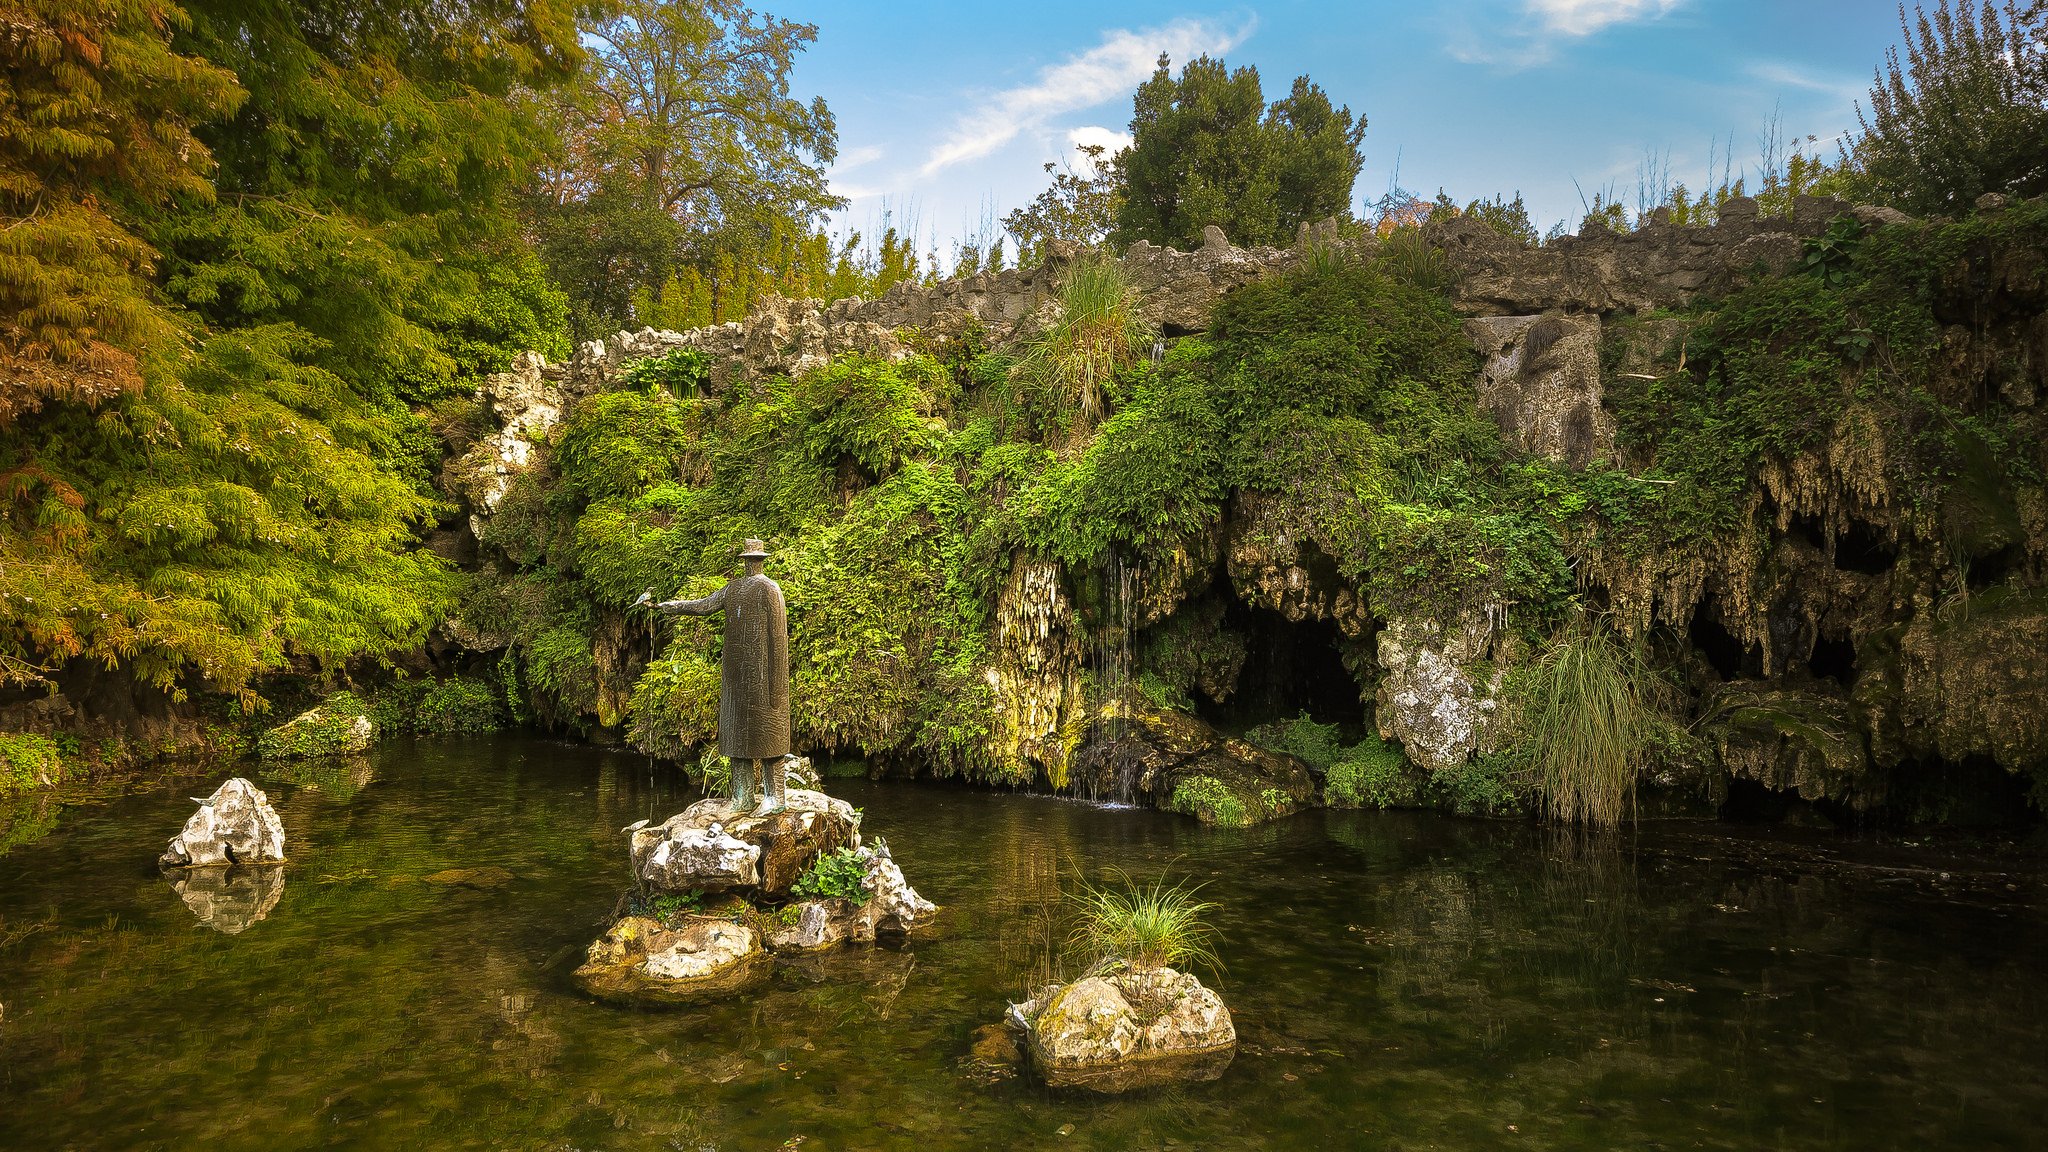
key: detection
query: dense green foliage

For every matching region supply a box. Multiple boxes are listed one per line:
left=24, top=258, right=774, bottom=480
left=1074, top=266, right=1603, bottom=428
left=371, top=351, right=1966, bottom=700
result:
left=0, top=734, right=69, bottom=796
left=1115, top=54, right=1366, bottom=249
left=0, top=0, right=579, bottom=707
left=1851, top=1, right=2048, bottom=215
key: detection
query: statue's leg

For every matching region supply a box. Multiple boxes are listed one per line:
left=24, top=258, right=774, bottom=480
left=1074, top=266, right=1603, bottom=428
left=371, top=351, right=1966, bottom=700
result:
left=756, top=756, right=787, bottom=815
left=730, top=757, right=757, bottom=812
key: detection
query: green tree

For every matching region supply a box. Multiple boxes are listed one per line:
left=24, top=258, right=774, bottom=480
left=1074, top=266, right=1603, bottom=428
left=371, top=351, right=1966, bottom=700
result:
left=1004, top=145, right=1121, bottom=265
left=1851, top=1, right=2048, bottom=214
left=1113, top=55, right=1365, bottom=250
left=531, top=0, right=843, bottom=333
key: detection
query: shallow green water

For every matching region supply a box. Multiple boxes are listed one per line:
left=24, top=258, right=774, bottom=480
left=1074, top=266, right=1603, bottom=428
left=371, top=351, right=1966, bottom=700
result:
left=0, top=736, right=2043, bottom=1150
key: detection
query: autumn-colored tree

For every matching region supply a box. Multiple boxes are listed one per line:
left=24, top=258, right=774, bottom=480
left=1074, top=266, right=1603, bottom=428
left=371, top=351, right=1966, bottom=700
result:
left=0, top=0, right=240, bottom=423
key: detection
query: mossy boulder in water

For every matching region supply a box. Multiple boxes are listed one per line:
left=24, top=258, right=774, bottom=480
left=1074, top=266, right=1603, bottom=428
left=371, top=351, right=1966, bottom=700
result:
left=763, top=843, right=938, bottom=952
left=1010, top=962, right=1236, bottom=1092
left=573, top=915, right=770, bottom=1005
left=1073, top=690, right=1316, bottom=825
left=258, top=694, right=374, bottom=759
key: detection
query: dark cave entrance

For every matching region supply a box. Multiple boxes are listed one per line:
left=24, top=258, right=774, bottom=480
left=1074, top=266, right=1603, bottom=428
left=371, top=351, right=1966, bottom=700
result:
left=1205, top=605, right=1368, bottom=735
left=1808, top=634, right=1857, bottom=686
left=1688, top=601, right=1757, bottom=681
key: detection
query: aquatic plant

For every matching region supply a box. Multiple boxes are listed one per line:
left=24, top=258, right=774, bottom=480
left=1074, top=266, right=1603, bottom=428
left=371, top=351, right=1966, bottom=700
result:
left=1520, top=623, right=1667, bottom=827
left=1068, top=871, right=1221, bottom=976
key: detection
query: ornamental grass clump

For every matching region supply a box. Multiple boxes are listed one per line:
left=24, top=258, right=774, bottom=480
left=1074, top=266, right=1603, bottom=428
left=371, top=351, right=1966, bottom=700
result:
left=1068, top=871, right=1220, bottom=976
left=1523, top=622, right=1666, bottom=827
left=1022, top=254, right=1149, bottom=427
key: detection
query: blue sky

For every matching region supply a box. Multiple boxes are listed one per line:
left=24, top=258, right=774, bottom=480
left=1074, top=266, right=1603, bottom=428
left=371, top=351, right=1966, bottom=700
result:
left=772, top=1, right=1909, bottom=262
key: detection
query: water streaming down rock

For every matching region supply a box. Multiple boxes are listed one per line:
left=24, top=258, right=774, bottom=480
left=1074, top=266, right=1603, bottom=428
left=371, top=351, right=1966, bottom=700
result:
left=1086, top=552, right=1142, bottom=804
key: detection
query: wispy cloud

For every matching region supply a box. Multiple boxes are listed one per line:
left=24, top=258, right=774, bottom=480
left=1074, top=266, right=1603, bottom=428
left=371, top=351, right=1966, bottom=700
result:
left=1527, top=0, right=1679, bottom=37
left=920, top=17, right=1253, bottom=177
left=1747, top=61, right=1867, bottom=107
left=1448, top=0, right=1683, bottom=68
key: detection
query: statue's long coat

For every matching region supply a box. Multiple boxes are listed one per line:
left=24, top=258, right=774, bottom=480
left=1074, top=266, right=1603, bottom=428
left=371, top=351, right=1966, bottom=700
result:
left=663, top=573, right=790, bottom=760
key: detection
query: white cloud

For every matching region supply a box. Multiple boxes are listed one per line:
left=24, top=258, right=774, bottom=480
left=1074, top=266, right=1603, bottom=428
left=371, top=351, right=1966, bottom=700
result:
left=920, top=17, right=1253, bottom=177
left=1527, top=0, right=1680, bottom=37
left=1066, top=125, right=1132, bottom=173
left=1747, top=62, right=1866, bottom=106
left=1448, top=0, right=1682, bottom=67
left=832, top=144, right=885, bottom=173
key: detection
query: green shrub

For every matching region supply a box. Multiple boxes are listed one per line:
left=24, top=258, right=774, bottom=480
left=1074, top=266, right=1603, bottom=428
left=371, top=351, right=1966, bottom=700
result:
left=1068, top=871, right=1220, bottom=974
left=1247, top=712, right=1347, bottom=773
left=1325, top=733, right=1418, bottom=808
left=791, top=847, right=871, bottom=902
left=1170, top=775, right=1249, bottom=826
left=1433, top=752, right=1528, bottom=817
left=415, top=678, right=505, bottom=735
left=0, top=734, right=68, bottom=796
left=620, top=348, right=711, bottom=397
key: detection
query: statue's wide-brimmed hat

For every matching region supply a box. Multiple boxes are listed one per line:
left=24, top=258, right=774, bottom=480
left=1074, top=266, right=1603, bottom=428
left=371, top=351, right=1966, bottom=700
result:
left=738, top=538, right=770, bottom=558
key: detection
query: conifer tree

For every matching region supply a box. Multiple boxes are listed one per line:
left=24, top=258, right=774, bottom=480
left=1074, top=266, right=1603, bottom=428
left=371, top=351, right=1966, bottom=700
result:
left=0, top=0, right=240, bottom=423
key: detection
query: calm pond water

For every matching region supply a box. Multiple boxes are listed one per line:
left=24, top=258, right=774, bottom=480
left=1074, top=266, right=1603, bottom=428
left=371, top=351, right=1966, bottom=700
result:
left=0, top=735, right=2043, bottom=1150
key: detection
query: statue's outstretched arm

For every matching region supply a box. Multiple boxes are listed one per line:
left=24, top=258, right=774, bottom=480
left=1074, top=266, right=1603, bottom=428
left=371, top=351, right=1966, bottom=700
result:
left=653, top=585, right=726, bottom=617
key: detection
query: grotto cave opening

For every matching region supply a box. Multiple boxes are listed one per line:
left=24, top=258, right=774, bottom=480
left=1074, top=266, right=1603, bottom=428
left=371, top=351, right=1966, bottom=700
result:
left=1203, top=606, right=1367, bottom=736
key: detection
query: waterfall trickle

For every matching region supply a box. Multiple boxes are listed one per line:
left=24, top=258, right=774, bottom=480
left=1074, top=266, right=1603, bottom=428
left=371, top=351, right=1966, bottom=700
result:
left=1088, top=550, right=1142, bottom=804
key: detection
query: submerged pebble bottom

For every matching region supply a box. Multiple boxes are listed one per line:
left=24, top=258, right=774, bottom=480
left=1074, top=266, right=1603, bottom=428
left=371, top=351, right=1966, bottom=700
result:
left=0, top=736, right=2042, bottom=1150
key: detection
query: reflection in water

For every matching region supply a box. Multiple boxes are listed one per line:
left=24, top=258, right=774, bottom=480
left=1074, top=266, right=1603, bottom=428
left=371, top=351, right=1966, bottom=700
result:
left=0, top=736, right=2040, bottom=1151
left=169, top=865, right=285, bottom=934
left=261, top=754, right=376, bottom=801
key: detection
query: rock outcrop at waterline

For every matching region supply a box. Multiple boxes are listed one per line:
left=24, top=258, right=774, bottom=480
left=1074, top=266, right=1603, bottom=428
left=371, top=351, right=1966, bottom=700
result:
left=577, top=786, right=936, bottom=1006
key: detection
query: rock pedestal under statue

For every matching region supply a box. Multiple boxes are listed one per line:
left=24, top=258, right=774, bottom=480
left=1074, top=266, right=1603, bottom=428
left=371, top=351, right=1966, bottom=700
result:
left=574, top=776, right=936, bottom=1006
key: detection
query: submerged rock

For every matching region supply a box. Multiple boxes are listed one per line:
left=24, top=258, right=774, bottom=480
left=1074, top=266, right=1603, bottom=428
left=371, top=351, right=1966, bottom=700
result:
left=628, top=788, right=860, bottom=896
left=1011, top=963, right=1236, bottom=1092
left=161, top=778, right=286, bottom=868
left=171, top=866, right=285, bottom=934
left=573, top=915, right=770, bottom=1005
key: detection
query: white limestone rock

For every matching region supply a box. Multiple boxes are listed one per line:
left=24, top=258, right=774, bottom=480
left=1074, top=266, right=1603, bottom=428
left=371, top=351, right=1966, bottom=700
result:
left=160, top=778, right=286, bottom=868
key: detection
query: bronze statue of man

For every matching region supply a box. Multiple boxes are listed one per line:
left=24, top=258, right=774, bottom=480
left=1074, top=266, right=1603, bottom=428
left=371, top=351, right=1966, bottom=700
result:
left=642, top=539, right=791, bottom=815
